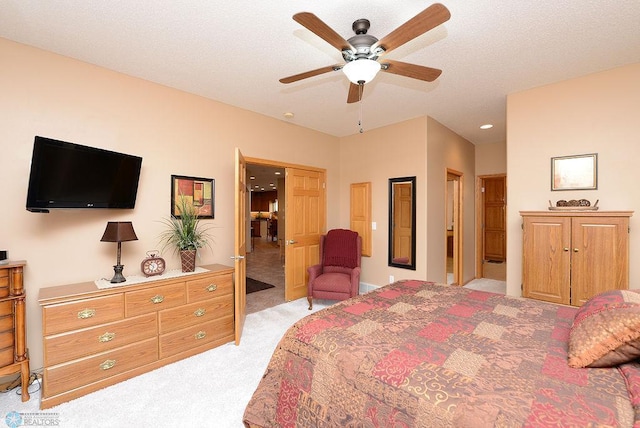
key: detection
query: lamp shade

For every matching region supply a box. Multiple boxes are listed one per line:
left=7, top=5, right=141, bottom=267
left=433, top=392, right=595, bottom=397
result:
left=100, top=221, right=138, bottom=243
left=342, top=59, right=381, bottom=85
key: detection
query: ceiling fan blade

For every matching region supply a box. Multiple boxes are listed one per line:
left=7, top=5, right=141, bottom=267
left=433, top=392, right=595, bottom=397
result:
left=347, top=83, right=364, bottom=104
left=373, top=3, right=451, bottom=54
left=381, top=60, right=442, bottom=82
left=293, top=12, right=354, bottom=52
left=279, top=65, right=339, bottom=84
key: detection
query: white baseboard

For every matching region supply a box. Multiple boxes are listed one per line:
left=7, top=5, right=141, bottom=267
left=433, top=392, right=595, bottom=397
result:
left=359, top=282, right=381, bottom=294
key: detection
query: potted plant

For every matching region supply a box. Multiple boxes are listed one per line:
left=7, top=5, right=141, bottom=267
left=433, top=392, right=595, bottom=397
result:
left=159, top=195, right=212, bottom=272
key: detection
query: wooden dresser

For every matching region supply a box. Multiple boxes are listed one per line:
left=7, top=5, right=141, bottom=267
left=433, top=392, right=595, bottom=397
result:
left=38, top=264, right=234, bottom=409
left=0, top=261, right=30, bottom=401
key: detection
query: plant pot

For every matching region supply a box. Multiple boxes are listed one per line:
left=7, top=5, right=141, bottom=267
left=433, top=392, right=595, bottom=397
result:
left=180, top=250, right=197, bottom=272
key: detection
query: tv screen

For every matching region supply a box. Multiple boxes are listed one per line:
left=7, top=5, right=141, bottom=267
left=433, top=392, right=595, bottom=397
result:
left=26, top=136, right=143, bottom=212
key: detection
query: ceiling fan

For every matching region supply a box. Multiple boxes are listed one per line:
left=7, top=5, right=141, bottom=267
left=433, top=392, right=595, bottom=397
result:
left=279, top=3, right=451, bottom=104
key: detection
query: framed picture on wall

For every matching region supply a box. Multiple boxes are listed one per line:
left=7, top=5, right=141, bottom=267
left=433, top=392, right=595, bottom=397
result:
left=171, top=175, right=215, bottom=218
left=551, top=153, right=598, bottom=191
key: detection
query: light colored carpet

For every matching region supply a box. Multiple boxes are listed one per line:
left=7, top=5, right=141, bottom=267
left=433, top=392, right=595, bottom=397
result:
left=0, top=298, right=329, bottom=427
left=464, top=277, right=507, bottom=294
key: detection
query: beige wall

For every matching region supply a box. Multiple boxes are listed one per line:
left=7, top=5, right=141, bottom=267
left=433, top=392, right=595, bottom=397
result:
left=339, top=117, right=428, bottom=285
left=338, top=116, right=476, bottom=286
left=506, top=63, right=640, bottom=296
left=426, top=117, right=476, bottom=284
left=0, top=38, right=341, bottom=369
left=476, top=141, right=506, bottom=175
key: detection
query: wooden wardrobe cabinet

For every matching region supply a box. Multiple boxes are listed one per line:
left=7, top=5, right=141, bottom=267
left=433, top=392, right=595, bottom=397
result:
left=38, top=264, right=234, bottom=409
left=521, top=211, right=632, bottom=306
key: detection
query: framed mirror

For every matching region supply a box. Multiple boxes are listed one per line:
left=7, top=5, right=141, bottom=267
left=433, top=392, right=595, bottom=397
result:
left=388, top=176, right=416, bottom=270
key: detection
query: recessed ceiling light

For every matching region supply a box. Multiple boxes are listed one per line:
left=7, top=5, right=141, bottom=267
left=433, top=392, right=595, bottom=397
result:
left=283, top=112, right=294, bottom=119
left=480, top=124, right=493, bottom=130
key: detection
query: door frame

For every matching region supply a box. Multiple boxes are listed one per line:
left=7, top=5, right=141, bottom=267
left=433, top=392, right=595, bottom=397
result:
left=445, top=169, right=463, bottom=285
left=243, top=156, right=326, bottom=301
left=474, top=173, right=507, bottom=278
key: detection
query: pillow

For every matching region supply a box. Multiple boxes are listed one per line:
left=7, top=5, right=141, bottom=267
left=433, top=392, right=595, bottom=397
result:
left=567, top=289, right=640, bottom=368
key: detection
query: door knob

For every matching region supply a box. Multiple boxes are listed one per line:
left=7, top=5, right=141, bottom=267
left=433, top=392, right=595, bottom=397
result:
left=287, top=240, right=297, bottom=245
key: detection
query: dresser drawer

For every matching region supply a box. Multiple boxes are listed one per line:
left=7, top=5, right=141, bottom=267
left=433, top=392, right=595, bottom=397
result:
left=44, top=313, right=158, bottom=366
left=159, top=315, right=234, bottom=359
left=159, top=293, right=234, bottom=335
left=44, top=337, right=158, bottom=398
left=43, top=295, right=124, bottom=335
left=0, top=301, right=12, bottom=318
left=125, top=283, right=185, bottom=317
left=187, top=273, right=233, bottom=303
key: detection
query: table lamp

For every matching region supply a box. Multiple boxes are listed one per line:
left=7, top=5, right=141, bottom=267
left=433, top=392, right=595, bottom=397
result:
left=101, top=221, right=138, bottom=283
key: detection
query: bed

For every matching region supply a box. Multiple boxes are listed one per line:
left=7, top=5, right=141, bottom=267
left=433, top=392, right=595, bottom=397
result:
left=243, top=280, right=640, bottom=427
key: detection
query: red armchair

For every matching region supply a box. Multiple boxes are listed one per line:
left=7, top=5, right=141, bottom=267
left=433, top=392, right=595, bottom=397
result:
left=307, top=229, right=362, bottom=310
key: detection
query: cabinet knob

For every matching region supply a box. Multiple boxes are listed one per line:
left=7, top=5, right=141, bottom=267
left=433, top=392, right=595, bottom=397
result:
left=98, top=332, right=116, bottom=343
left=78, top=308, right=96, bottom=319
left=150, top=295, right=164, bottom=304
left=194, top=308, right=206, bottom=317
left=100, top=359, right=116, bottom=370
left=194, top=331, right=206, bottom=340
left=573, top=248, right=579, bottom=252
left=563, top=248, right=569, bottom=252
left=206, top=284, right=217, bottom=292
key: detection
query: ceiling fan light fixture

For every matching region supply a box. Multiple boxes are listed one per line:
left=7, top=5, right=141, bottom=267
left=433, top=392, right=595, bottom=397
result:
left=342, top=59, right=381, bottom=85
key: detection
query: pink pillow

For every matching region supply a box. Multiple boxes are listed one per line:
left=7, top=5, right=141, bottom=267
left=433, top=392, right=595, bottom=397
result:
left=567, top=289, right=640, bottom=368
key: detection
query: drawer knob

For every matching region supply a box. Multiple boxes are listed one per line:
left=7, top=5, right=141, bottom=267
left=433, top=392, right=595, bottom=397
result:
left=206, top=284, right=218, bottom=292
left=100, top=359, right=116, bottom=370
left=78, top=308, right=96, bottom=319
left=150, top=295, right=165, bottom=304
left=194, top=308, right=206, bottom=317
left=195, top=331, right=206, bottom=340
left=98, top=332, right=116, bottom=343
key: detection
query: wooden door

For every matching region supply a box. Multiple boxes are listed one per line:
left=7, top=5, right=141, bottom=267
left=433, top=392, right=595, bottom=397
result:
left=570, top=216, right=629, bottom=306
left=233, top=148, right=247, bottom=345
left=522, top=216, right=571, bottom=304
left=483, top=176, right=506, bottom=261
left=284, top=168, right=325, bottom=301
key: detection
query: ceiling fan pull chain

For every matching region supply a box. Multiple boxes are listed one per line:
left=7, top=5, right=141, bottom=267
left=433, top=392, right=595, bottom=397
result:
left=359, top=83, right=364, bottom=133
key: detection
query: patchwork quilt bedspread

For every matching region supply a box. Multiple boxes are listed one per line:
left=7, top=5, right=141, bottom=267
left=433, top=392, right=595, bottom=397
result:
left=243, top=280, right=640, bottom=427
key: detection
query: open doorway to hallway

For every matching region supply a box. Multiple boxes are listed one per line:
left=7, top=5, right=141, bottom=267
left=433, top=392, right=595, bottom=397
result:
left=246, top=163, right=286, bottom=314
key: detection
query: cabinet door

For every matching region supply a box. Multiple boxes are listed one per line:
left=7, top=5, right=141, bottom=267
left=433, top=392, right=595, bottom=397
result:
left=522, top=216, right=571, bottom=304
left=570, top=217, right=629, bottom=306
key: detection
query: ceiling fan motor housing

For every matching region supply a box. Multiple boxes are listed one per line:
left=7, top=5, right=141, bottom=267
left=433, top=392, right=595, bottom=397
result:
left=344, top=21, right=379, bottom=62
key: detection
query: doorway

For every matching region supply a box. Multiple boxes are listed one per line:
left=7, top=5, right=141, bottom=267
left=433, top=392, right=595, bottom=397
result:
left=445, top=169, right=463, bottom=285
left=475, top=174, right=507, bottom=281
left=242, top=158, right=326, bottom=313
left=245, top=162, right=286, bottom=314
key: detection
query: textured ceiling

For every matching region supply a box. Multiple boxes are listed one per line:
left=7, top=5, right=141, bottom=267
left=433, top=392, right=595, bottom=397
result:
left=1, top=1, right=639, bottom=145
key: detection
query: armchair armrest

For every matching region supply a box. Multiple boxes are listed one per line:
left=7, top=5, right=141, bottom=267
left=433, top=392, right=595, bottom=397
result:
left=350, top=266, right=361, bottom=297
left=307, top=264, right=322, bottom=296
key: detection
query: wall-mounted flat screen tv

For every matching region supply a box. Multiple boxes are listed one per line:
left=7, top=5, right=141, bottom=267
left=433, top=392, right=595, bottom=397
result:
left=26, top=136, right=143, bottom=213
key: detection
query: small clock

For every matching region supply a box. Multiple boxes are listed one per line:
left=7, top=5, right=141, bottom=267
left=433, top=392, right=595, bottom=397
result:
left=141, top=251, right=166, bottom=277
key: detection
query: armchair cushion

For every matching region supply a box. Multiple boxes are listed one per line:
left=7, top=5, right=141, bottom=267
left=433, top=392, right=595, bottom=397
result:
left=323, top=229, right=359, bottom=268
